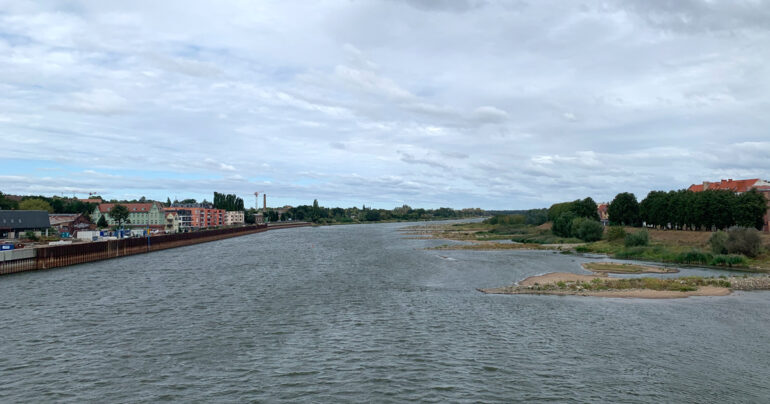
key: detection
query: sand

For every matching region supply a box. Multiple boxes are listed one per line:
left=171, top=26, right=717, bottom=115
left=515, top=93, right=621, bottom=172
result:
left=479, top=272, right=733, bottom=299
left=581, top=262, right=678, bottom=274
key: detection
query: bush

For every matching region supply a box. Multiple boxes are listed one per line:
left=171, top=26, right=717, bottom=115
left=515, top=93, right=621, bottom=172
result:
left=624, top=230, right=649, bottom=247
left=675, top=249, right=712, bottom=265
left=709, top=231, right=728, bottom=254
left=552, top=212, right=576, bottom=238
left=607, top=226, right=626, bottom=242
left=573, top=218, right=604, bottom=242
left=24, top=230, right=39, bottom=241
left=725, top=226, right=762, bottom=257
left=709, top=254, right=748, bottom=267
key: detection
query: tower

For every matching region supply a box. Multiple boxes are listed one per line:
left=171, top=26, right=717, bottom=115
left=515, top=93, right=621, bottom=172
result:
left=254, top=192, right=259, bottom=210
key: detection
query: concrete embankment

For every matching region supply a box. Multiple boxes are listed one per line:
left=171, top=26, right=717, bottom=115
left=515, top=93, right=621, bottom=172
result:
left=0, top=222, right=310, bottom=276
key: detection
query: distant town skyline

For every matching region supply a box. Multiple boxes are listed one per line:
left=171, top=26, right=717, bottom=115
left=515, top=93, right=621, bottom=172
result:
left=1, top=1, right=769, bottom=209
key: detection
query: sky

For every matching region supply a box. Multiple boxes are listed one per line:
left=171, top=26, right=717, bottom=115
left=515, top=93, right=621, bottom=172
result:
left=1, top=0, right=769, bottom=209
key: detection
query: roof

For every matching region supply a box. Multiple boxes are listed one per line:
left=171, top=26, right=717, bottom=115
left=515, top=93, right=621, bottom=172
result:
left=688, top=179, right=765, bottom=193
left=0, top=210, right=51, bottom=229
left=97, top=203, right=161, bottom=213
left=48, top=213, right=82, bottom=225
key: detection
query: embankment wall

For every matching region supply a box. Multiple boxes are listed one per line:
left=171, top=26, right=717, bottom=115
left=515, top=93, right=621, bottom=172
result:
left=0, top=222, right=310, bottom=276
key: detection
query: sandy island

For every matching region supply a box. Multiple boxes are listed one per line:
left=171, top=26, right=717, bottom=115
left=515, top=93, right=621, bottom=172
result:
left=581, top=262, right=679, bottom=274
left=476, top=272, right=770, bottom=299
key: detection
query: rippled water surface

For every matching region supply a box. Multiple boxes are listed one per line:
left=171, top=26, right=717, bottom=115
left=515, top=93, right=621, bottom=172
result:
left=2, top=222, right=769, bottom=402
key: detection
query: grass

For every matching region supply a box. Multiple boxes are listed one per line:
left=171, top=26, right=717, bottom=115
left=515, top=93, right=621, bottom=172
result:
left=582, top=262, right=676, bottom=273
left=578, top=239, right=755, bottom=269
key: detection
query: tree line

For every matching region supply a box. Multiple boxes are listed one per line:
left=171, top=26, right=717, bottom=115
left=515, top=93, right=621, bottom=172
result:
left=277, top=200, right=484, bottom=224
left=213, top=192, right=244, bottom=211
left=0, top=192, right=97, bottom=215
left=608, top=189, right=766, bottom=230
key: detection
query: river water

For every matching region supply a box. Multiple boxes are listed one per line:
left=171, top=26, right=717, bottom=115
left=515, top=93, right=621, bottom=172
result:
left=1, top=222, right=769, bottom=403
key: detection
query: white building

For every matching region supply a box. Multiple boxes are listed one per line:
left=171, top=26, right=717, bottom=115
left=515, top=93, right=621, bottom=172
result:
left=224, top=211, right=245, bottom=226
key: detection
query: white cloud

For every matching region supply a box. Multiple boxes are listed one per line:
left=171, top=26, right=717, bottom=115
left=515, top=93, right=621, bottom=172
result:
left=1, top=0, right=769, bottom=208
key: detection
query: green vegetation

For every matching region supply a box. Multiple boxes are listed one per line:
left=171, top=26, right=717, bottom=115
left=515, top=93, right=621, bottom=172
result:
left=0, top=192, right=19, bottom=210
left=97, top=215, right=109, bottom=229
left=549, top=198, right=603, bottom=241
left=24, top=230, right=39, bottom=241
left=284, top=202, right=484, bottom=224
left=637, top=188, right=766, bottom=231
left=624, top=230, right=649, bottom=247
left=606, top=226, right=626, bottom=242
left=213, top=192, right=244, bottom=211
left=608, top=192, right=640, bottom=226
left=19, top=198, right=53, bottom=213
left=108, top=204, right=130, bottom=228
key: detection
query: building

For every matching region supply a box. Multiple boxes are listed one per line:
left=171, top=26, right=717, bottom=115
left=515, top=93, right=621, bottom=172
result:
left=91, top=202, right=168, bottom=230
left=0, top=210, right=51, bottom=239
left=169, top=203, right=225, bottom=228
left=223, top=211, right=245, bottom=226
left=688, top=178, right=770, bottom=232
left=165, top=208, right=191, bottom=232
left=49, top=213, right=94, bottom=235
left=164, top=211, right=180, bottom=233
left=597, top=203, right=609, bottom=226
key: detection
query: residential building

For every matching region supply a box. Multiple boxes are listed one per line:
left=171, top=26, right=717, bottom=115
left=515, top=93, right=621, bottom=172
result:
left=49, top=213, right=94, bottom=235
left=597, top=203, right=609, bottom=226
left=169, top=203, right=225, bottom=228
left=224, top=211, right=245, bottom=226
left=0, top=211, right=51, bottom=239
left=164, top=211, right=180, bottom=233
left=688, top=178, right=770, bottom=232
left=91, top=202, right=168, bottom=230
left=165, top=208, right=192, bottom=231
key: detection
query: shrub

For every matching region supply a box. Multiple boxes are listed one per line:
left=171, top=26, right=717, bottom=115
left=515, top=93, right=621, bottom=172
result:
left=24, top=230, right=39, bottom=241
left=552, top=212, right=576, bottom=238
left=573, top=218, right=604, bottom=242
left=607, top=226, right=626, bottom=242
left=709, top=231, right=728, bottom=254
left=709, top=254, right=748, bottom=267
left=675, top=249, right=712, bottom=265
left=725, top=226, right=762, bottom=257
left=624, top=230, right=649, bottom=247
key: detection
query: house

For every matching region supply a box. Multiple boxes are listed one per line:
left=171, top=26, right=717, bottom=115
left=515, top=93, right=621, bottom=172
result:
left=688, top=178, right=770, bottom=232
left=0, top=210, right=51, bottom=239
left=91, top=202, right=168, bottom=230
left=49, top=213, right=94, bottom=235
left=597, top=203, right=609, bottom=226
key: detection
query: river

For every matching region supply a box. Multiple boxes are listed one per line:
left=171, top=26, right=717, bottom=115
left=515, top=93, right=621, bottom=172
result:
left=1, top=222, right=769, bottom=402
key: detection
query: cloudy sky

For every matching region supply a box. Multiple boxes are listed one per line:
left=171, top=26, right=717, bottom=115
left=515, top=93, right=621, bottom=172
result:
left=1, top=1, right=769, bottom=209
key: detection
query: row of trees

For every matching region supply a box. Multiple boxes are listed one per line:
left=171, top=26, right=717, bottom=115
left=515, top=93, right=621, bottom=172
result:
left=281, top=201, right=484, bottom=223
left=608, top=189, right=767, bottom=230
left=213, top=192, right=244, bottom=211
left=0, top=193, right=97, bottom=215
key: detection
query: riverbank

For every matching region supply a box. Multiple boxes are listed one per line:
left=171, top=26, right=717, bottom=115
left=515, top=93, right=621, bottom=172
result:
left=479, top=272, right=770, bottom=299
left=0, top=222, right=311, bottom=276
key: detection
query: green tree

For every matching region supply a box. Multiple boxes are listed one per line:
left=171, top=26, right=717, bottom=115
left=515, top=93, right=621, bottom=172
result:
left=608, top=192, right=640, bottom=226
left=571, top=197, right=600, bottom=220
left=0, top=192, right=19, bottom=210
left=97, top=215, right=109, bottom=229
left=19, top=198, right=53, bottom=213
left=109, top=204, right=131, bottom=228
left=552, top=211, right=576, bottom=237
left=734, top=189, right=767, bottom=229
left=166, top=197, right=172, bottom=207
left=572, top=217, right=604, bottom=241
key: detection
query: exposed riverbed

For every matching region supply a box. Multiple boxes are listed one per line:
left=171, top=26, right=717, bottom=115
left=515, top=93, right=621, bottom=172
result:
left=1, top=221, right=769, bottom=402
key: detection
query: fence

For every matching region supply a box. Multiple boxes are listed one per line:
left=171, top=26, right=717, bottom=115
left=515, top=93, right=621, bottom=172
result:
left=0, top=222, right=310, bottom=275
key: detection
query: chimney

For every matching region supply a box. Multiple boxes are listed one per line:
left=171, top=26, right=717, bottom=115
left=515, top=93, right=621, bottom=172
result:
left=263, top=194, right=267, bottom=211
